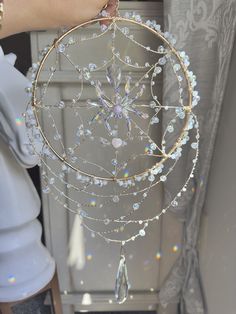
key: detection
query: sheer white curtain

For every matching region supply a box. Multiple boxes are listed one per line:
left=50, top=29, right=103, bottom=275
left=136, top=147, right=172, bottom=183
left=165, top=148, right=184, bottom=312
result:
left=158, top=1, right=236, bottom=313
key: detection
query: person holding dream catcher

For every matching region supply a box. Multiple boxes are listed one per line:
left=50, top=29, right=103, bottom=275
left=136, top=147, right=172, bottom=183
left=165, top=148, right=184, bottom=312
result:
left=1, top=0, right=200, bottom=305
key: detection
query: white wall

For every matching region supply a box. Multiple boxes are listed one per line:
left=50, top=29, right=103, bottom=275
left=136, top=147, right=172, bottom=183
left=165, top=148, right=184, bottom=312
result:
left=199, top=38, right=236, bottom=314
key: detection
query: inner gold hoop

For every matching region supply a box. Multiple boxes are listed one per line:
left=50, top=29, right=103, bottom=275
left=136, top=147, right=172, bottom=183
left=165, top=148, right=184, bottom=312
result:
left=32, top=16, right=193, bottom=182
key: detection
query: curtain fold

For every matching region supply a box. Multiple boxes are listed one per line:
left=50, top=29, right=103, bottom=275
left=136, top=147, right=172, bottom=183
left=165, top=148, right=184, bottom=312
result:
left=159, top=1, right=236, bottom=313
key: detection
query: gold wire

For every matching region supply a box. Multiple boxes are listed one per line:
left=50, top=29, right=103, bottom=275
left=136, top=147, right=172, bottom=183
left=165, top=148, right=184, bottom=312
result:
left=32, top=16, right=193, bottom=182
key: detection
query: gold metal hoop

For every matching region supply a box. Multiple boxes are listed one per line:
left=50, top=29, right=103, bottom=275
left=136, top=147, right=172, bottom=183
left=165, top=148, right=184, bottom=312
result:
left=32, top=16, right=193, bottom=182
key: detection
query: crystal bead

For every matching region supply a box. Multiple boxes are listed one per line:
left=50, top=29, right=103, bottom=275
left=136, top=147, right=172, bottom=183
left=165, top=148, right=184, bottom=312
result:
left=191, top=142, right=198, bottom=149
left=125, top=76, right=131, bottom=94
left=173, top=64, right=181, bottom=71
left=154, top=66, right=162, bottom=74
left=160, top=175, right=167, bottom=182
left=133, top=203, right=140, bottom=210
left=150, top=143, right=157, bottom=150
left=167, top=125, right=174, bottom=133
left=54, top=134, right=61, bottom=141
left=104, top=219, right=110, bottom=225
left=148, top=175, right=155, bottom=182
left=68, top=37, right=75, bottom=45
left=139, top=229, right=146, bottom=236
left=57, top=101, right=65, bottom=108
left=158, top=57, right=166, bottom=65
left=101, top=24, right=107, bottom=32
left=125, top=56, right=131, bottom=64
left=171, top=200, right=178, bottom=207
left=122, top=27, right=129, bottom=35
left=57, top=43, right=65, bottom=53
left=151, top=117, right=159, bottom=124
left=83, top=69, right=91, bottom=80
left=42, top=186, right=50, bottom=194
left=88, top=63, right=97, bottom=71
left=113, top=195, right=120, bottom=203
left=49, top=177, right=55, bottom=185
left=158, top=45, right=165, bottom=53
left=112, top=138, right=123, bottom=149
left=111, top=159, right=118, bottom=166
left=79, top=210, right=87, bottom=217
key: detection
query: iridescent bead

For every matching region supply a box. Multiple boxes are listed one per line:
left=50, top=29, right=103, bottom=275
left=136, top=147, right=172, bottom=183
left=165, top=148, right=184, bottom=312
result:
left=154, top=66, right=162, bottom=74
left=150, top=101, right=156, bottom=108
left=104, top=219, right=110, bottom=225
left=167, top=125, right=174, bottom=133
left=53, top=134, right=61, bottom=141
left=173, top=64, right=181, bottom=71
left=122, top=27, right=129, bottom=35
left=42, top=186, right=50, bottom=194
left=88, top=63, right=97, bottom=71
left=171, top=200, right=178, bottom=207
left=150, top=143, right=157, bottom=150
left=160, top=175, right=167, bottom=182
left=68, top=37, right=75, bottom=45
left=125, top=56, right=131, bottom=64
left=113, top=196, right=120, bottom=203
left=49, top=177, right=55, bottom=185
left=191, top=142, right=198, bottom=149
left=158, top=45, right=165, bottom=53
left=158, top=57, right=166, bottom=65
left=148, top=175, right=155, bottom=182
left=151, top=117, right=159, bottom=124
left=57, top=43, right=65, bottom=53
left=139, top=229, right=146, bottom=236
left=57, top=101, right=65, bottom=109
left=133, top=203, right=140, bottom=210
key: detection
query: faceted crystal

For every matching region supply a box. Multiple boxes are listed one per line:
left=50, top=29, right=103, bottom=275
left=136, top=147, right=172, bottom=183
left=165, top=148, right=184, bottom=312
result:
left=139, top=229, right=146, bottom=236
left=115, top=254, right=129, bottom=304
left=106, top=64, right=121, bottom=89
left=158, top=57, right=166, bottom=65
left=112, top=138, right=123, bottom=149
left=125, top=76, right=131, bottom=94
left=125, top=56, right=131, bottom=64
left=57, top=43, right=65, bottom=53
left=113, top=195, right=120, bottom=203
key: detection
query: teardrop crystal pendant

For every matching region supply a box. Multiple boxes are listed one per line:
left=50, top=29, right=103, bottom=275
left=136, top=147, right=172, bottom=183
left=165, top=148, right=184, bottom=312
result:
left=115, top=247, right=129, bottom=304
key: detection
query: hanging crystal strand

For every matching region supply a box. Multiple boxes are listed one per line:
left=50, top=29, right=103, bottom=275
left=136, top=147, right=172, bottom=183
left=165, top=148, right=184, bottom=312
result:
left=115, top=0, right=120, bottom=18
left=115, top=244, right=130, bottom=304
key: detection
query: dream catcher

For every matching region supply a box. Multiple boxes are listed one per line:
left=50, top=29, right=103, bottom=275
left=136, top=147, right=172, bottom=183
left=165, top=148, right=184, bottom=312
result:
left=25, top=3, right=200, bottom=304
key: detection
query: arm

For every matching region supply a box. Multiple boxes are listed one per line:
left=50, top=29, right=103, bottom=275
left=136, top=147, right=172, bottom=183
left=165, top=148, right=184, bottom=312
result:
left=0, top=0, right=115, bottom=39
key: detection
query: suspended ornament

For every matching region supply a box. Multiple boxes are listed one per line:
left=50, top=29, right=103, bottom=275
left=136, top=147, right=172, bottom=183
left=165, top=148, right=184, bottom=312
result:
left=25, top=2, right=200, bottom=303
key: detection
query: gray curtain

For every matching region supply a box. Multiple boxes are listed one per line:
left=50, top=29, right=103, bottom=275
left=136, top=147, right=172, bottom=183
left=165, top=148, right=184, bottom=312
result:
left=159, top=1, right=236, bottom=313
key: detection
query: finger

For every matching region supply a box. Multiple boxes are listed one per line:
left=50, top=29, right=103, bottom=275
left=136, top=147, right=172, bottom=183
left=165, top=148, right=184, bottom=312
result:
left=106, top=0, right=118, bottom=16
left=100, top=0, right=118, bottom=27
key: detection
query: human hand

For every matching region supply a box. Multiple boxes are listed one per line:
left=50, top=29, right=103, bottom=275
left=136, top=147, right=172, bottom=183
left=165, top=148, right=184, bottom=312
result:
left=0, top=0, right=119, bottom=39
left=44, top=0, right=119, bottom=28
